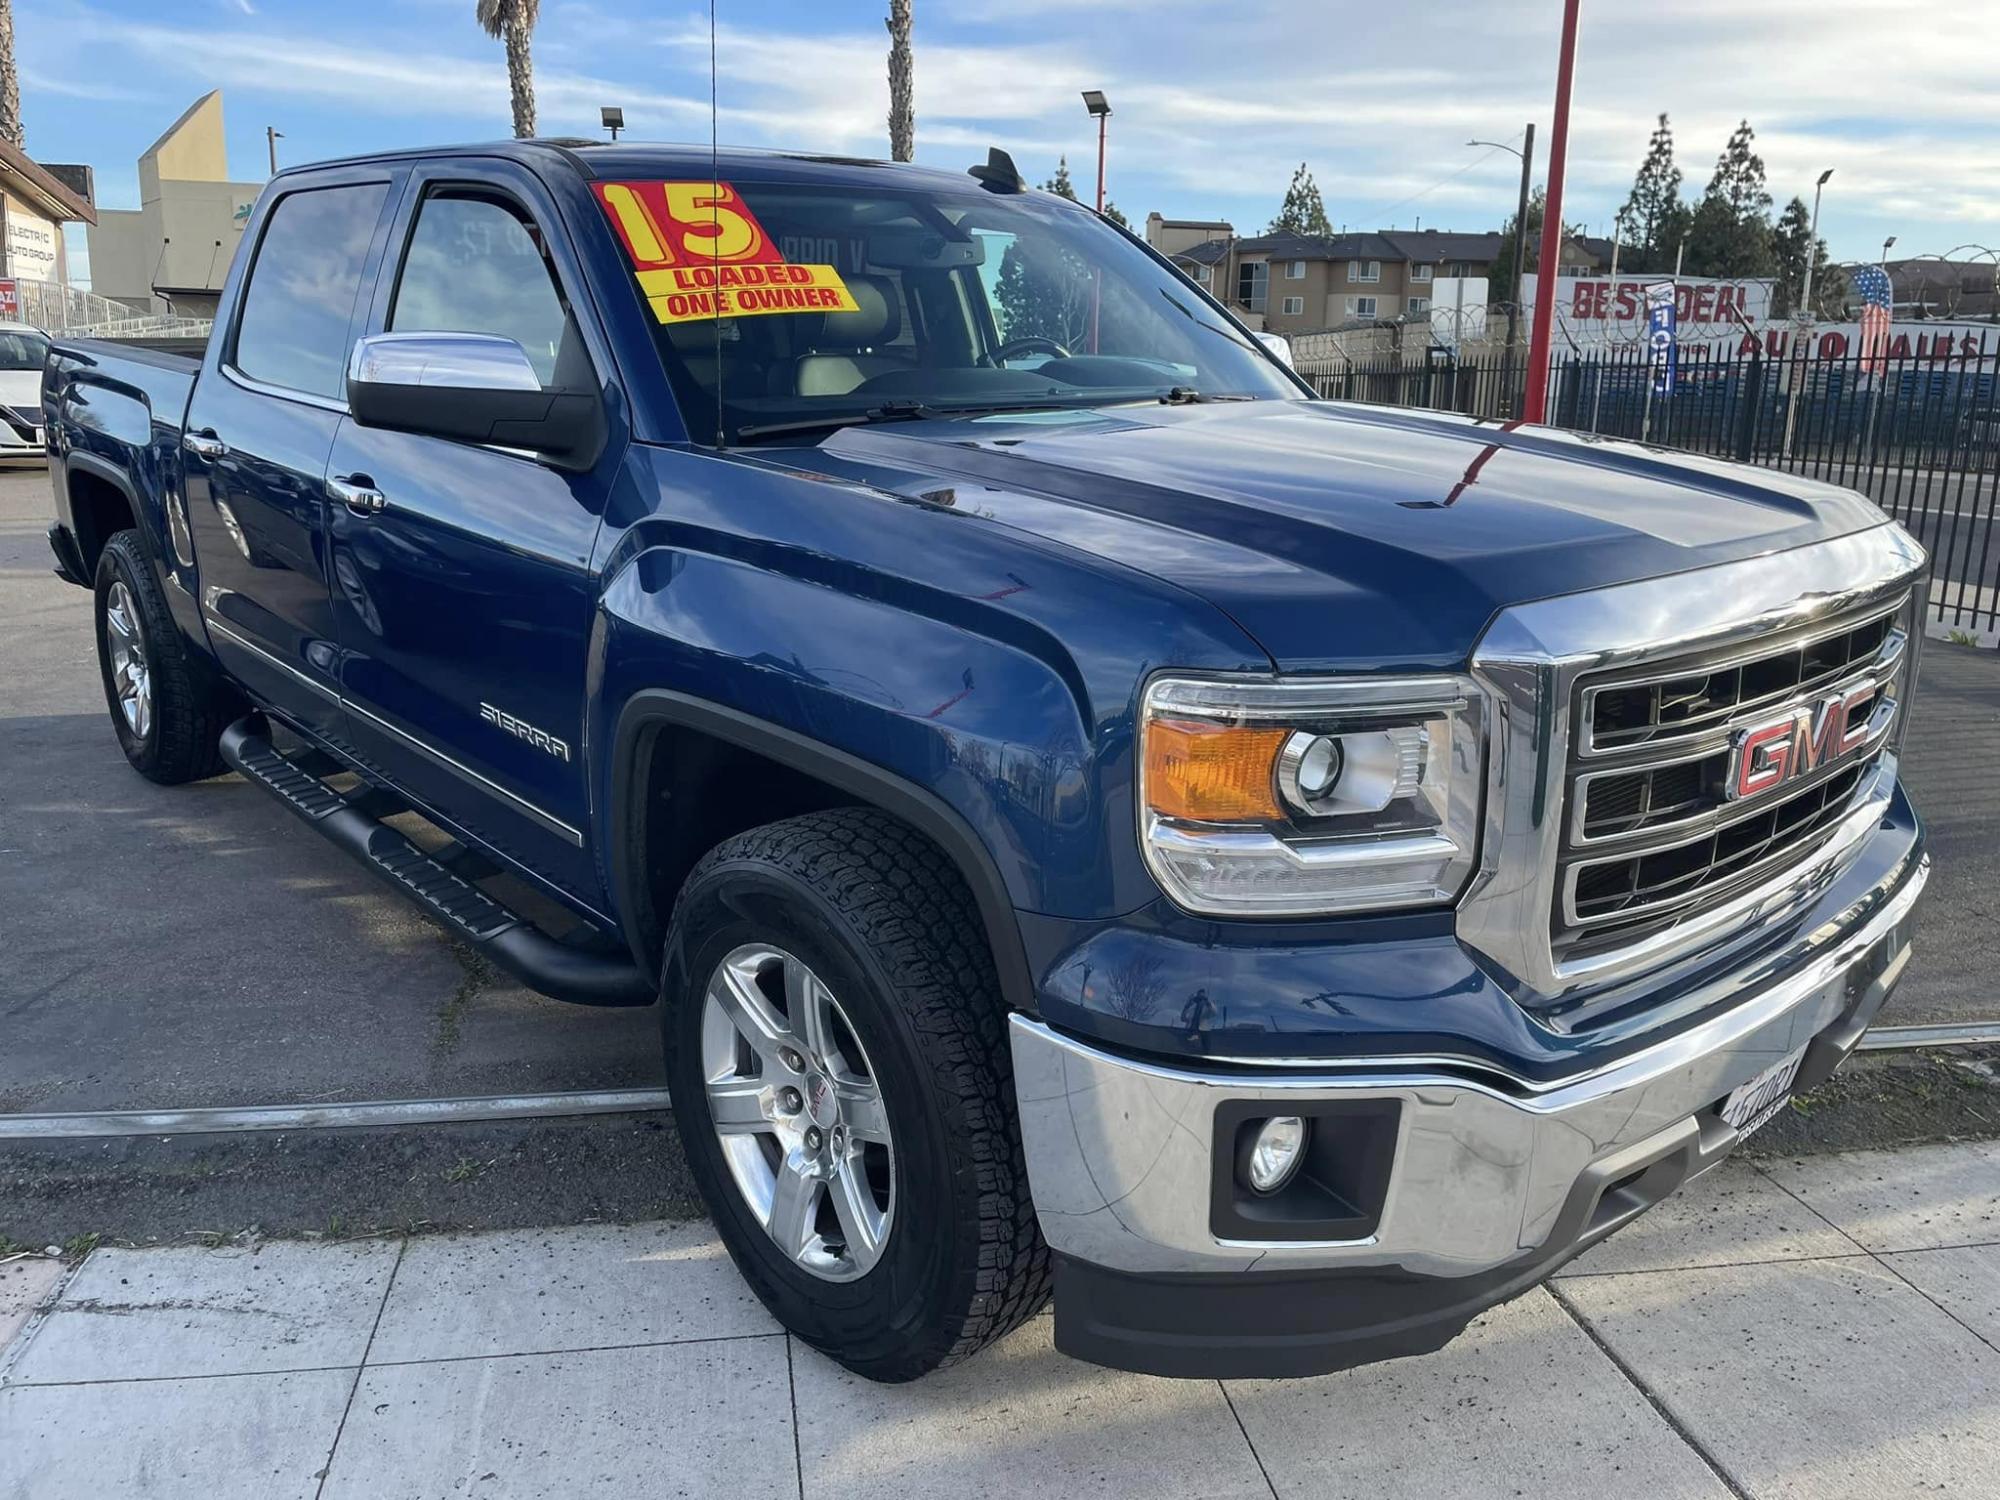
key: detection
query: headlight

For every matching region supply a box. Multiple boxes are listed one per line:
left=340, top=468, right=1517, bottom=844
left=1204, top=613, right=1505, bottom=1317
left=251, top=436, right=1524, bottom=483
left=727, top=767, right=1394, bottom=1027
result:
left=1138, top=674, right=1486, bottom=917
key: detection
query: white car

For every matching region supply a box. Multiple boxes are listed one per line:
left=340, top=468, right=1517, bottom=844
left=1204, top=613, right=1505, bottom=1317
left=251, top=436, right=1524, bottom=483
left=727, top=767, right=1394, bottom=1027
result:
left=0, top=321, right=50, bottom=459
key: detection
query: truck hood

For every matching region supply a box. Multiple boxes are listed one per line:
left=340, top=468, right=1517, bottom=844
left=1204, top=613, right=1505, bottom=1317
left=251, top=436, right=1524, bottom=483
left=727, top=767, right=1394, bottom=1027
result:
left=790, top=399, right=1888, bottom=669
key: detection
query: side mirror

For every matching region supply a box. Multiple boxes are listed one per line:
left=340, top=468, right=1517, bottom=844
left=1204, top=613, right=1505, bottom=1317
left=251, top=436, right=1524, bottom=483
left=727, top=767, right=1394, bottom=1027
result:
left=1253, top=331, right=1295, bottom=369
left=345, top=331, right=605, bottom=471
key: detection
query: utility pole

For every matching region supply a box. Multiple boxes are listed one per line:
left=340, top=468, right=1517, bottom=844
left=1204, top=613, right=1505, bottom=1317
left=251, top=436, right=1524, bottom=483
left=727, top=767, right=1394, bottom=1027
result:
left=1082, top=91, right=1111, bottom=213
left=1510, top=124, right=1534, bottom=344
left=1781, top=168, right=1833, bottom=460
left=1522, top=0, right=1582, bottom=424
left=266, top=126, right=283, bottom=176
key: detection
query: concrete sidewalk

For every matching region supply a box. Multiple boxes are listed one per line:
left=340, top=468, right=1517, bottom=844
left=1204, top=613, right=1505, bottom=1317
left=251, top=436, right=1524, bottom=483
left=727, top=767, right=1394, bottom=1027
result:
left=5, top=1140, right=2000, bottom=1499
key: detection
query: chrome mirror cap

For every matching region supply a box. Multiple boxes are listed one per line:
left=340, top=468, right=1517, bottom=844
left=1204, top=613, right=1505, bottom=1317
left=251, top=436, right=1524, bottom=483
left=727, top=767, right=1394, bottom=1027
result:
left=348, top=332, right=542, bottom=392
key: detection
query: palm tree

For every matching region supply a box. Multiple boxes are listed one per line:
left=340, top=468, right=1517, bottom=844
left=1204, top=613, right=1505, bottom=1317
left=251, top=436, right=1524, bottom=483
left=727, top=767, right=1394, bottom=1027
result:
left=0, top=0, right=22, bottom=148
left=475, top=0, right=540, bottom=139
left=886, top=0, right=913, bottom=162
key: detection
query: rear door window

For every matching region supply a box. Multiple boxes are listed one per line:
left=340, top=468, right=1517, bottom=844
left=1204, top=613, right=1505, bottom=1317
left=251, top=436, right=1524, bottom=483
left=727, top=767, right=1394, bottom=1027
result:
left=233, top=182, right=390, bottom=400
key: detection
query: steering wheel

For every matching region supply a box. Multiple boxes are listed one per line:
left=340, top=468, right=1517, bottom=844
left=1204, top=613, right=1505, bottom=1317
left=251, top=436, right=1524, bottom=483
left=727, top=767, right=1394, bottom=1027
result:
left=986, top=336, right=1071, bottom=367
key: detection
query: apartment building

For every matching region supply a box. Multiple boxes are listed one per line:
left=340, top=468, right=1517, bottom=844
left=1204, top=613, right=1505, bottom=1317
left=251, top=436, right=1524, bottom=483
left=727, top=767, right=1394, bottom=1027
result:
left=1163, top=222, right=1610, bottom=335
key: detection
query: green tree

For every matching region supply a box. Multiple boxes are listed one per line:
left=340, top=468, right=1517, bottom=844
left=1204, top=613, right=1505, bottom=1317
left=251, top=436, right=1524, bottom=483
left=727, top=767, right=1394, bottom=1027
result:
left=475, top=0, right=541, bottom=138
left=1618, top=113, right=1690, bottom=274
left=1268, top=163, right=1332, bottom=237
left=1682, top=120, right=1777, bottom=278
left=1769, top=195, right=1830, bottom=317
left=1042, top=157, right=1078, bottom=199
left=1489, top=185, right=1588, bottom=300
left=1102, top=201, right=1129, bottom=230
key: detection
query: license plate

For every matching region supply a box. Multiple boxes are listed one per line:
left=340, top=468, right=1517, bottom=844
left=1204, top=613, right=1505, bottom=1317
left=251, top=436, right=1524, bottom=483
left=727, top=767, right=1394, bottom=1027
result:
left=1719, top=1046, right=1807, bottom=1141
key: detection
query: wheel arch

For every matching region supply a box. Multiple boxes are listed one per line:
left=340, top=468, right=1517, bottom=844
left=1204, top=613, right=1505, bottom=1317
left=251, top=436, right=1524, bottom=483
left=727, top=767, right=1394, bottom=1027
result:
left=64, top=453, right=144, bottom=577
left=607, top=689, right=1036, bottom=1014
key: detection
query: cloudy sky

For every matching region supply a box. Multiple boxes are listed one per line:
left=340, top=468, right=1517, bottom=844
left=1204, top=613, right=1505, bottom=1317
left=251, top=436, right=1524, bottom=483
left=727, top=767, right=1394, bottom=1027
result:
left=20, top=0, right=2000, bottom=281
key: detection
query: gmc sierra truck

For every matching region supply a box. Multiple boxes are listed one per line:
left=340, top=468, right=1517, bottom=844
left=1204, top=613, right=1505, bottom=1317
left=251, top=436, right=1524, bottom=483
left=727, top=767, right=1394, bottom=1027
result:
left=43, top=140, right=1929, bottom=1382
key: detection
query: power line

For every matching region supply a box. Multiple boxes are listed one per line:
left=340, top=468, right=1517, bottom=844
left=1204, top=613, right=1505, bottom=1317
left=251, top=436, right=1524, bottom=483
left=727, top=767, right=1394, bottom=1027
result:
left=1353, top=132, right=1524, bottom=229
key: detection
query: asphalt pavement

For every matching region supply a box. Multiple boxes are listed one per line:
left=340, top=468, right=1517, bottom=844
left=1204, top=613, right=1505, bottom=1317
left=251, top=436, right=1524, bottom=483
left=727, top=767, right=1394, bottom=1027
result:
left=2, top=463, right=1996, bottom=1125
left=0, top=469, right=660, bottom=1115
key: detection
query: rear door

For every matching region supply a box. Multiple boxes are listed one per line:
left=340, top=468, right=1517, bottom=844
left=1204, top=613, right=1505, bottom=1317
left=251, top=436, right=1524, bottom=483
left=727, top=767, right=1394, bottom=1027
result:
left=182, top=171, right=399, bottom=738
left=323, top=159, right=623, bottom=900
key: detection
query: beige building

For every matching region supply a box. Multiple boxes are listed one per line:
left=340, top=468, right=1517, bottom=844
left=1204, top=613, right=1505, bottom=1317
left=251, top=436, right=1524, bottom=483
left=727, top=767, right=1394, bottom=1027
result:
left=86, top=91, right=264, bottom=318
left=1144, top=213, right=1235, bottom=259
left=1166, top=225, right=1611, bottom=336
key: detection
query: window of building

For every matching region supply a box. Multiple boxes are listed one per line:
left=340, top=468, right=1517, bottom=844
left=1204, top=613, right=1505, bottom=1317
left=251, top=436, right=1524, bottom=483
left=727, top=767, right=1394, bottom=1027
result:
left=1407, top=296, right=1430, bottom=314
left=1411, top=263, right=1434, bottom=283
left=391, top=191, right=571, bottom=385
left=1345, top=296, right=1377, bottom=319
left=1237, top=261, right=1269, bottom=312
left=1348, top=260, right=1381, bottom=284
left=1281, top=295, right=1304, bottom=315
left=1285, top=260, right=1306, bottom=280
left=1446, top=261, right=1473, bottom=278
left=1193, top=264, right=1211, bottom=284
left=233, top=181, right=390, bottom=399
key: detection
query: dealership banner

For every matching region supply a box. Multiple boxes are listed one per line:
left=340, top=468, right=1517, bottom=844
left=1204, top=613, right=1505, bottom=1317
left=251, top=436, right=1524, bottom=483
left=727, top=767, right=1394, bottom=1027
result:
left=1522, top=273, right=1774, bottom=346
left=1644, top=282, right=1677, bottom=396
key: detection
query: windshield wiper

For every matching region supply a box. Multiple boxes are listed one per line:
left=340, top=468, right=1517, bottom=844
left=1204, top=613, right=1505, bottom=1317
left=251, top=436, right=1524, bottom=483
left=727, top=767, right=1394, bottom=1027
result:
left=1157, top=386, right=1255, bottom=405
left=733, top=398, right=1069, bottom=443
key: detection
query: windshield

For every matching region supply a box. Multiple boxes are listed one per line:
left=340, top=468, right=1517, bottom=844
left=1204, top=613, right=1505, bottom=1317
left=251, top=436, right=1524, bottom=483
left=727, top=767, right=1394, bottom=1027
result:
left=594, top=176, right=1300, bottom=443
left=0, top=330, right=48, bottom=372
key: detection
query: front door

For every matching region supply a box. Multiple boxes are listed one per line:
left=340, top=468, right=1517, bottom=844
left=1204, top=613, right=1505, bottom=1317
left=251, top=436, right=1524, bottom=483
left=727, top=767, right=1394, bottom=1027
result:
left=182, top=173, right=397, bottom=739
left=324, top=164, right=622, bottom=902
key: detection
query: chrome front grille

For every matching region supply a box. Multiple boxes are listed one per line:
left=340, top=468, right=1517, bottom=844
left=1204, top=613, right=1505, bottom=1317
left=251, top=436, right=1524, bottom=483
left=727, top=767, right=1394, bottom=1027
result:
left=1552, top=597, right=1909, bottom=962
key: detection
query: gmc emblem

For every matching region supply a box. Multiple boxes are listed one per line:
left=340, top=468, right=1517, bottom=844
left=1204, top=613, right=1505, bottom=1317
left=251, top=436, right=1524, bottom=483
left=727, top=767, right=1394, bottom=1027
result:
left=1725, top=682, right=1879, bottom=801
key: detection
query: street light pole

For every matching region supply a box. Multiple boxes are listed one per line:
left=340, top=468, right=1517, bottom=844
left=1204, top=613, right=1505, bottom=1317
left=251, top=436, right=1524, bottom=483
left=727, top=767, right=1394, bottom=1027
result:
left=1467, top=124, right=1536, bottom=353
left=1781, top=168, right=1833, bottom=461
left=266, top=126, right=283, bottom=176
left=1522, top=0, right=1582, bottom=425
left=1082, top=91, right=1111, bottom=213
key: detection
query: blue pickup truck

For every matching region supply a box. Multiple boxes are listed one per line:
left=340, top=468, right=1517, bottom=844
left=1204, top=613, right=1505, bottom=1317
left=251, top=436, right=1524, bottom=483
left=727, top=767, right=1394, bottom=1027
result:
left=44, top=139, right=1929, bottom=1382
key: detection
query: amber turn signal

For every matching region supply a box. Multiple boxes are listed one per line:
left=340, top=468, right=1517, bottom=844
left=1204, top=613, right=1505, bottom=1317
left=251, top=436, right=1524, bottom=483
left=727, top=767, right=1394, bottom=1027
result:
left=1143, top=717, right=1287, bottom=822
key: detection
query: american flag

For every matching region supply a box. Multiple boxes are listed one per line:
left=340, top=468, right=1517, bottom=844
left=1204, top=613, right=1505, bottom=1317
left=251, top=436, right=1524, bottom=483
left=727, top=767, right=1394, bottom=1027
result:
left=1853, top=263, right=1894, bottom=377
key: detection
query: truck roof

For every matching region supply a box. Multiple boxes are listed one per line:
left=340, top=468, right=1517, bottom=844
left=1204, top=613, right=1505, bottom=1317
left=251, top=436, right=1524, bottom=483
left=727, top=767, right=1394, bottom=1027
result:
left=275, top=138, right=1007, bottom=196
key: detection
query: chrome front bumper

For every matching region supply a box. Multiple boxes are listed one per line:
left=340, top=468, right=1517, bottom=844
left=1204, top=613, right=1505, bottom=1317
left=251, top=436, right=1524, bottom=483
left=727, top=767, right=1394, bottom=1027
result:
left=1010, top=851, right=1928, bottom=1281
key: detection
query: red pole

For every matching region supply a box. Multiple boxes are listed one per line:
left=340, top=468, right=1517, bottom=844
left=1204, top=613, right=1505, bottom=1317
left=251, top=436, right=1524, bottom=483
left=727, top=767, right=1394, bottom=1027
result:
left=1521, top=0, right=1581, bottom=425
left=1095, top=113, right=1107, bottom=213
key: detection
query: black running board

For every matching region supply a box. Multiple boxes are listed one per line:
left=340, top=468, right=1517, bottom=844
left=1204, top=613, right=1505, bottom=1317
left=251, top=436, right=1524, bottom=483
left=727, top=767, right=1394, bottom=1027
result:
left=220, top=717, right=653, bottom=1007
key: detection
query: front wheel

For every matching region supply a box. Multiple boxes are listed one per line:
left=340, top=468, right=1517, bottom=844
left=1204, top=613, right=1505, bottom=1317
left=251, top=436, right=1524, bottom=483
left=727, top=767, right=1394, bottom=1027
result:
left=661, top=808, right=1050, bottom=1381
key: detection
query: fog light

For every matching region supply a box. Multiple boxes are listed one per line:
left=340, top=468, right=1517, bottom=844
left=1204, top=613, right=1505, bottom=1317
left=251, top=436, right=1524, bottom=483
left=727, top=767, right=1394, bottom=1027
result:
left=1244, top=1115, right=1307, bottom=1194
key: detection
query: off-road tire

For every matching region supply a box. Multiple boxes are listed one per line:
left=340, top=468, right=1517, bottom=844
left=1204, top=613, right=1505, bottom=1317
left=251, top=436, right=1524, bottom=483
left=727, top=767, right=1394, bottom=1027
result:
left=661, top=806, right=1051, bottom=1381
left=93, top=530, right=235, bottom=784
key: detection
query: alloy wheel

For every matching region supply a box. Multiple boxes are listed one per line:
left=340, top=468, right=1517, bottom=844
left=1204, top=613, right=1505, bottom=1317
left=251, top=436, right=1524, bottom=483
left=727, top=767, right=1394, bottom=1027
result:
left=700, top=944, right=896, bottom=1281
left=104, top=580, right=152, bottom=740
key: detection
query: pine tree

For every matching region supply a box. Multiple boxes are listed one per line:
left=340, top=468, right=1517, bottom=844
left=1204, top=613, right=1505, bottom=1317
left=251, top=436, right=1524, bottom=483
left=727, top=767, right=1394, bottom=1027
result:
left=1682, top=120, right=1777, bottom=278
left=1042, top=157, right=1077, bottom=200
left=1618, top=113, right=1690, bottom=274
left=1101, top=201, right=1129, bottom=230
left=1770, top=195, right=1830, bottom=317
left=1268, top=163, right=1332, bottom=237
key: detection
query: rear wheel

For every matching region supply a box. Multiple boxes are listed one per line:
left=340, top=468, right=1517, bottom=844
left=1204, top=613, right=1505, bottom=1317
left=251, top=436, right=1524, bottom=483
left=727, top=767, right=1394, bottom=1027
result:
left=661, top=807, right=1050, bottom=1381
left=93, top=531, right=235, bottom=784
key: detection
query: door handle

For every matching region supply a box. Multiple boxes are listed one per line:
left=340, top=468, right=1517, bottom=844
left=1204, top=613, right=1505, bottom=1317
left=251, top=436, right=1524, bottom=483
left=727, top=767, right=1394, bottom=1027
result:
left=330, top=475, right=388, bottom=518
left=183, top=430, right=227, bottom=460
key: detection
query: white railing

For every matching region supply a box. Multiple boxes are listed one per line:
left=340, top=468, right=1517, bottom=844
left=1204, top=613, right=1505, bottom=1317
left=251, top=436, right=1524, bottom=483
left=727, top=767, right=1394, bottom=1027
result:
left=14, top=281, right=213, bottom=342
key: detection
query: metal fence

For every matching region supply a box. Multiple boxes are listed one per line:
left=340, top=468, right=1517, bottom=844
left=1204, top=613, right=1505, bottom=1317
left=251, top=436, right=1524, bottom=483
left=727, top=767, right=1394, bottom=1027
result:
left=1298, top=336, right=2000, bottom=636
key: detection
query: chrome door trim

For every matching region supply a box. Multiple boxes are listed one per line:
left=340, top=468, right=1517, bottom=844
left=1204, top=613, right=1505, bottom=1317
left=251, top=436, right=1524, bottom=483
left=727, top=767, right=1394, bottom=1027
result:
left=204, top=613, right=339, bottom=701
left=203, top=610, right=585, bottom=849
left=220, top=362, right=350, bottom=416
left=340, top=695, right=585, bottom=847
left=1458, top=522, right=1926, bottom=1005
